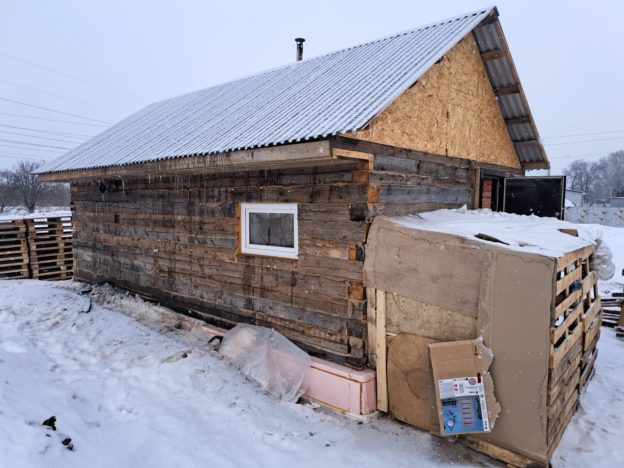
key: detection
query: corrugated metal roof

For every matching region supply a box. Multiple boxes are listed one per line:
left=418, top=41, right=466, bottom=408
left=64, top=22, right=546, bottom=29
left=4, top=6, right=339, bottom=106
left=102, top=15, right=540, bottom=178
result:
left=472, top=17, right=549, bottom=167
left=40, top=6, right=549, bottom=174
left=39, top=8, right=495, bottom=174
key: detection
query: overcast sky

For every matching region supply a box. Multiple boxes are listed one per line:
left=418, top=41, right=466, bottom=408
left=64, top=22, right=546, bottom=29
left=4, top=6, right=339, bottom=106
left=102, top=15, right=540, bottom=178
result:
left=0, top=0, right=622, bottom=174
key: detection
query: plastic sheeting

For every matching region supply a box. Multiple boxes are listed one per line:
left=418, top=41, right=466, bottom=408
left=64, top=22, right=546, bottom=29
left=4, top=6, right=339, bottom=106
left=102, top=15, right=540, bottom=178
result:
left=592, top=237, right=616, bottom=281
left=220, top=324, right=310, bottom=402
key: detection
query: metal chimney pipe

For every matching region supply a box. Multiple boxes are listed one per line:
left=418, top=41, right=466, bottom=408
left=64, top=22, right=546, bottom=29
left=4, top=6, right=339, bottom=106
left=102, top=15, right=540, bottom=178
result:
left=295, top=38, right=305, bottom=61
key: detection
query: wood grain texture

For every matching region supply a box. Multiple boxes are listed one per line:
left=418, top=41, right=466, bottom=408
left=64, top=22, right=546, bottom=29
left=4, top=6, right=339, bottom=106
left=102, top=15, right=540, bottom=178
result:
left=345, top=35, right=521, bottom=169
left=71, top=163, right=369, bottom=367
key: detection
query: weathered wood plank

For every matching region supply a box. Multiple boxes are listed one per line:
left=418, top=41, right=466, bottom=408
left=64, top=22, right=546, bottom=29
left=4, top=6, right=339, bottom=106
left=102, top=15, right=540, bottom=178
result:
left=375, top=289, right=388, bottom=412
left=379, top=185, right=472, bottom=204
left=40, top=140, right=334, bottom=182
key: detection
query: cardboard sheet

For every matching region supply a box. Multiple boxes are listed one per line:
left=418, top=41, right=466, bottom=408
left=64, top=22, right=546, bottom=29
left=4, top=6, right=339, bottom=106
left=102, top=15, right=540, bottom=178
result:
left=365, top=211, right=577, bottom=464
left=387, top=334, right=440, bottom=433
left=429, top=339, right=500, bottom=436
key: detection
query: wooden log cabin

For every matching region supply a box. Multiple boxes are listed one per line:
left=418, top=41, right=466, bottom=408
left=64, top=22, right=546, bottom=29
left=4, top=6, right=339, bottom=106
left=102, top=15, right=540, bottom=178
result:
left=38, top=7, right=549, bottom=367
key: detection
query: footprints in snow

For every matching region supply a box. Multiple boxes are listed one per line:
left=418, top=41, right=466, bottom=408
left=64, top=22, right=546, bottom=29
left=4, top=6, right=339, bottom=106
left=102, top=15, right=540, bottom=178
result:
left=161, top=349, right=192, bottom=363
left=260, top=430, right=336, bottom=451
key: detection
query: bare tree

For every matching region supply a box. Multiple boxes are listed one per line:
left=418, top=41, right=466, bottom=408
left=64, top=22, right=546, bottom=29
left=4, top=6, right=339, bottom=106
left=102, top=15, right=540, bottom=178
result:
left=38, top=182, right=70, bottom=207
left=563, top=160, right=598, bottom=193
left=0, top=171, right=13, bottom=213
left=563, top=150, right=624, bottom=204
left=603, top=150, right=624, bottom=197
left=9, top=160, right=44, bottom=213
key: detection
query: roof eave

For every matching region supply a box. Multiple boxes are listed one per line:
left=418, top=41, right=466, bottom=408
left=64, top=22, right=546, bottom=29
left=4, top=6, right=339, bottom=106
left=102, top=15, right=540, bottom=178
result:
left=472, top=10, right=550, bottom=170
left=37, top=140, right=334, bottom=182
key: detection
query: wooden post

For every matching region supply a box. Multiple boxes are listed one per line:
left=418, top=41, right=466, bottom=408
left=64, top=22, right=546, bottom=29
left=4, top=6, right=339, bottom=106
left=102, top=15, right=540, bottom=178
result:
left=375, top=289, right=388, bottom=412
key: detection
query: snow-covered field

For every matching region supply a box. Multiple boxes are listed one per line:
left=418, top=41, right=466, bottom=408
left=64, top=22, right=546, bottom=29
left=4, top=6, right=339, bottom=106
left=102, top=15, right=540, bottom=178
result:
left=0, top=206, right=70, bottom=221
left=0, top=281, right=498, bottom=468
left=0, top=223, right=622, bottom=467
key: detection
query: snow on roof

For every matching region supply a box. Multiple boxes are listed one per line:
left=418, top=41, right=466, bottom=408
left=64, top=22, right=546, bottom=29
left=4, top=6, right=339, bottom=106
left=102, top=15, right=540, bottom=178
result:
left=38, top=8, right=493, bottom=174
left=387, top=208, right=595, bottom=258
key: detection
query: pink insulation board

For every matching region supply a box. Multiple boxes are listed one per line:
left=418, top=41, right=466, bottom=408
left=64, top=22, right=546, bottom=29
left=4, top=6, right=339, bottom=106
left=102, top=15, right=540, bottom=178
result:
left=306, top=357, right=377, bottom=416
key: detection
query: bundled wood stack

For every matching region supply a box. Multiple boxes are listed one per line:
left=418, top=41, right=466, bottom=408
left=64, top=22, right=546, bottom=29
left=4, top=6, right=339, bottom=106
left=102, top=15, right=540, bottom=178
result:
left=601, top=295, right=623, bottom=328
left=25, top=215, right=73, bottom=280
left=0, top=219, right=30, bottom=279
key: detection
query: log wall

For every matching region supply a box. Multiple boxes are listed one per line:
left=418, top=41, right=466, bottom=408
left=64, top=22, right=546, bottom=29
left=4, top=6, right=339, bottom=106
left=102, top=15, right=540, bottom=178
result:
left=69, top=139, right=520, bottom=367
left=71, top=161, right=370, bottom=366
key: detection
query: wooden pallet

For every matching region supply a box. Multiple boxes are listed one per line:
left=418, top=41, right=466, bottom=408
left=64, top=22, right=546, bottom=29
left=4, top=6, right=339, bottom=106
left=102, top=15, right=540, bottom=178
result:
left=0, top=219, right=29, bottom=279
left=546, top=245, right=596, bottom=456
left=26, top=216, right=74, bottom=281
left=460, top=437, right=548, bottom=468
left=460, top=242, right=601, bottom=465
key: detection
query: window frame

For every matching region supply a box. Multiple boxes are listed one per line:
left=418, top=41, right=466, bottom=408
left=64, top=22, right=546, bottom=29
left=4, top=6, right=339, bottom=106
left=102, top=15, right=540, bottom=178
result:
left=240, top=203, right=298, bottom=259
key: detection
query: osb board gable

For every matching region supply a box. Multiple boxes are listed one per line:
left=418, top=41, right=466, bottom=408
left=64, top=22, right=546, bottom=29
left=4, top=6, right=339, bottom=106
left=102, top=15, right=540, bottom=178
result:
left=347, top=34, right=521, bottom=169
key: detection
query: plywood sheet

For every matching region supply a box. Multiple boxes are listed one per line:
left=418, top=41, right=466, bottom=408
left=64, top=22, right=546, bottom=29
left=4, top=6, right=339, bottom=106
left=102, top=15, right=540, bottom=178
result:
left=387, top=333, right=440, bottom=432
left=348, top=35, right=520, bottom=169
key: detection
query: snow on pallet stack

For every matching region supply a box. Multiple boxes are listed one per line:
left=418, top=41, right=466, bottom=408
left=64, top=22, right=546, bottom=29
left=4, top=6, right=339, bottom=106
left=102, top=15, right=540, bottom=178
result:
left=0, top=219, right=30, bottom=279
left=25, top=215, right=74, bottom=280
left=364, top=210, right=605, bottom=467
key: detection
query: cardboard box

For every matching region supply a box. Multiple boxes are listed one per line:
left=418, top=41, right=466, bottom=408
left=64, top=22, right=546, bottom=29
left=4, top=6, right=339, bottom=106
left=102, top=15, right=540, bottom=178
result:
left=429, top=339, right=500, bottom=436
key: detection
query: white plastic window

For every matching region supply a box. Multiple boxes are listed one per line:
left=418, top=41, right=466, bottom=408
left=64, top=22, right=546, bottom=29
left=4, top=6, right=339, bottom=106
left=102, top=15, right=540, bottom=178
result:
left=241, top=203, right=298, bottom=259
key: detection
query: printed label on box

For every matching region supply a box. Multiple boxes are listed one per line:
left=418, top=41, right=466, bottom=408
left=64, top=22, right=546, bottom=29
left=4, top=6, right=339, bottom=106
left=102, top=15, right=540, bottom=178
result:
left=437, top=376, right=490, bottom=435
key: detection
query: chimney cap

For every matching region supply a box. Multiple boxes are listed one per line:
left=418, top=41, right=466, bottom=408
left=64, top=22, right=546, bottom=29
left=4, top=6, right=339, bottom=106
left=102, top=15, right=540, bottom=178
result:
left=295, top=37, right=306, bottom=43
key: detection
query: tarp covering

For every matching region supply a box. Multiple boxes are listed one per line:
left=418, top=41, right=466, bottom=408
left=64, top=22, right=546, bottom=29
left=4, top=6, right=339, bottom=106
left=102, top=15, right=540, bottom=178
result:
left=220, top=324, right=310, bottom=402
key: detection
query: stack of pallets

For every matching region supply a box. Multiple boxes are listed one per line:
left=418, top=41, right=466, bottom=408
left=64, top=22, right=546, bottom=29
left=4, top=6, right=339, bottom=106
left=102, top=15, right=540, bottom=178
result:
left=0, top=219, right=30, bottom=279
left=548, top=246, right=600, bottom=453
left=25, top=215, right=73, bottom=280
left=579, top=256, right=601, bottom=391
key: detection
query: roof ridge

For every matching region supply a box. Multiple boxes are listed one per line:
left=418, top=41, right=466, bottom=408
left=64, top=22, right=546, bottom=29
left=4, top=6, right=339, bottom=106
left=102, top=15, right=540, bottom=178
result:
left=154, top=6, right=495, bottom=106
left=301, top=6, right=494, bottom=62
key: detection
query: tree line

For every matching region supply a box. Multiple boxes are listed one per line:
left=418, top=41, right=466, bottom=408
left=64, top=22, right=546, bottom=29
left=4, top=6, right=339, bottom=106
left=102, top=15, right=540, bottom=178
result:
left=0, top=160, right=70, bottom=213
left=563, top=150, right=624, bottom=204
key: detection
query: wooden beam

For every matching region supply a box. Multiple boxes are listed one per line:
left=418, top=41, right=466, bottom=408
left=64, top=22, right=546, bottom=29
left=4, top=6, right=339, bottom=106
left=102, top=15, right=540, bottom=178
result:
left=332, top=147, right=374, bottom=161
left=480, top=49, right=503, bottom=61
left=38, top=140, right=333, bottom=182
left=330, top=137, right=525, bottom=175
left=473, top=167, right=481, bottom=209
left=375, top=289, right=388, bottom=412
left=513, top=139, right=539, bottom=147
left=521, top=161, right=550, bottom=170
left=493, top=84, right=520, bottom=96
left=504, top=116, right=531, bottom=126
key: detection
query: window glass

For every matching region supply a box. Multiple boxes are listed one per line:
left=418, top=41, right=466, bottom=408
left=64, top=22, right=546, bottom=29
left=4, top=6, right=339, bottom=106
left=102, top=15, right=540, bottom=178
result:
left=240, top=203, right=298, bottom=258
left=249, top=212, right=295, bottom=248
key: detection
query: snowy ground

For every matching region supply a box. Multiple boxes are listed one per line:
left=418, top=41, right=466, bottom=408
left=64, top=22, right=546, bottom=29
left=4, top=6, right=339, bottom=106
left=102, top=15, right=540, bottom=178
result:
left=0, top=206, right=70, bottom=221
left=0, top=223, right=623, bottom=467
